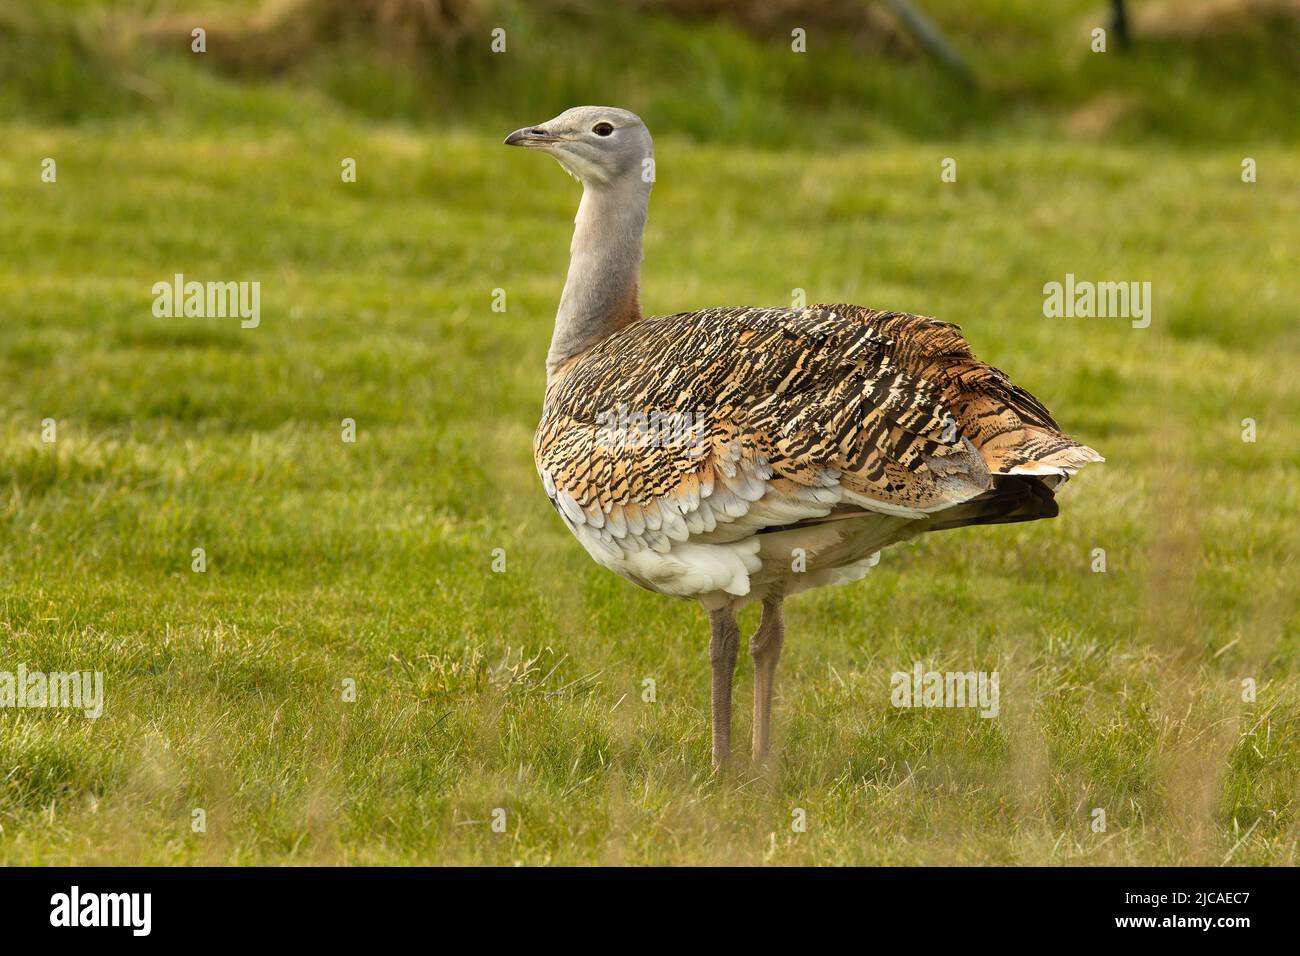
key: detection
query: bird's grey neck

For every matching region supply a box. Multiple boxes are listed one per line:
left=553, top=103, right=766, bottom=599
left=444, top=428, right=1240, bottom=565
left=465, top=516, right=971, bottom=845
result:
left=548, top=181, right=648, bottom=376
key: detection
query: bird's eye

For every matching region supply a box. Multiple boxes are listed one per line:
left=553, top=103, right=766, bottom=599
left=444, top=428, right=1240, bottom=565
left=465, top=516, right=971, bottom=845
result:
left=592, top=122, right=614, bottom=136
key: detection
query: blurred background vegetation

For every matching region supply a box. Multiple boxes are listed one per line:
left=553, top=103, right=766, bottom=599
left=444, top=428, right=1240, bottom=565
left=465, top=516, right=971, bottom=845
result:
left=4, top=0, right=1298, bottom=143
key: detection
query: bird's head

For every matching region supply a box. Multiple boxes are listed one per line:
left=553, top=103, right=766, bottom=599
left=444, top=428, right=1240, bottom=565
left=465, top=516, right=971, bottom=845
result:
left=504, top=106, right=652, bottom=188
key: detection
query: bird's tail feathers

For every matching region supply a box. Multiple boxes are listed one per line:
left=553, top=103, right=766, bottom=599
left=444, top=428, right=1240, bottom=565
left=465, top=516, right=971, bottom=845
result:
left=922, top=475, right=1059, bottom=532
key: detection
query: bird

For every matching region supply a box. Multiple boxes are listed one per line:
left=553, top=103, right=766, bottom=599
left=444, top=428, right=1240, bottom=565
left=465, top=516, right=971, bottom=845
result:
left=504, top=106, right=1102, bottom=770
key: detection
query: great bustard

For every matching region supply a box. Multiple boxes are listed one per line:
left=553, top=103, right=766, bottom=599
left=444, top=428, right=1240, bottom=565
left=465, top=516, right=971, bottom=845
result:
left=505, top=107, right=1102, bottom=769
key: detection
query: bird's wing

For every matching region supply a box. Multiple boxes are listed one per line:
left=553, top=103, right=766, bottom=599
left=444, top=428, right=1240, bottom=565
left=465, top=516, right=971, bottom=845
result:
left=815, top=304, right=1103, bottom=480
left=538, top=305, right=1075, bottom=559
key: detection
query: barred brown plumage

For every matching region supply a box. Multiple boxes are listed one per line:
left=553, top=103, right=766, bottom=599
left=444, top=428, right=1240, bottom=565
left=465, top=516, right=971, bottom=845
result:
left=506, top=106, right=1103, bottom=769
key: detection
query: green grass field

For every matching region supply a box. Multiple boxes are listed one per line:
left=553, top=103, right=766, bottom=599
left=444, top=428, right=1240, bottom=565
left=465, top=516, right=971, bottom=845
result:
left=0, top=0, right=1297, bottom=865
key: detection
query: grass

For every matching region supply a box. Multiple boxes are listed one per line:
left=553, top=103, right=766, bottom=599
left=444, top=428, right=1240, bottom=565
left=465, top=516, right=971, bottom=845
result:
left=5, top=1, right=1300, bottom=144
left=0, top=0, right=1297, bottom=864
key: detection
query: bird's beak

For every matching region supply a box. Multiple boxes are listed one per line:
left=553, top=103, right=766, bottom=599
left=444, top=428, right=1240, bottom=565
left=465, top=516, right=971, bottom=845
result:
left=504, top=126, right=561, bottom=148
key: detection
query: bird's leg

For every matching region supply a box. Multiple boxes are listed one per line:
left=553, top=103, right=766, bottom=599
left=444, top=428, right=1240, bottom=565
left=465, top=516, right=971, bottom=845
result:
left=707, top=606, right=740, bottom=770
left=750, top=595, right=785, bottom=763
